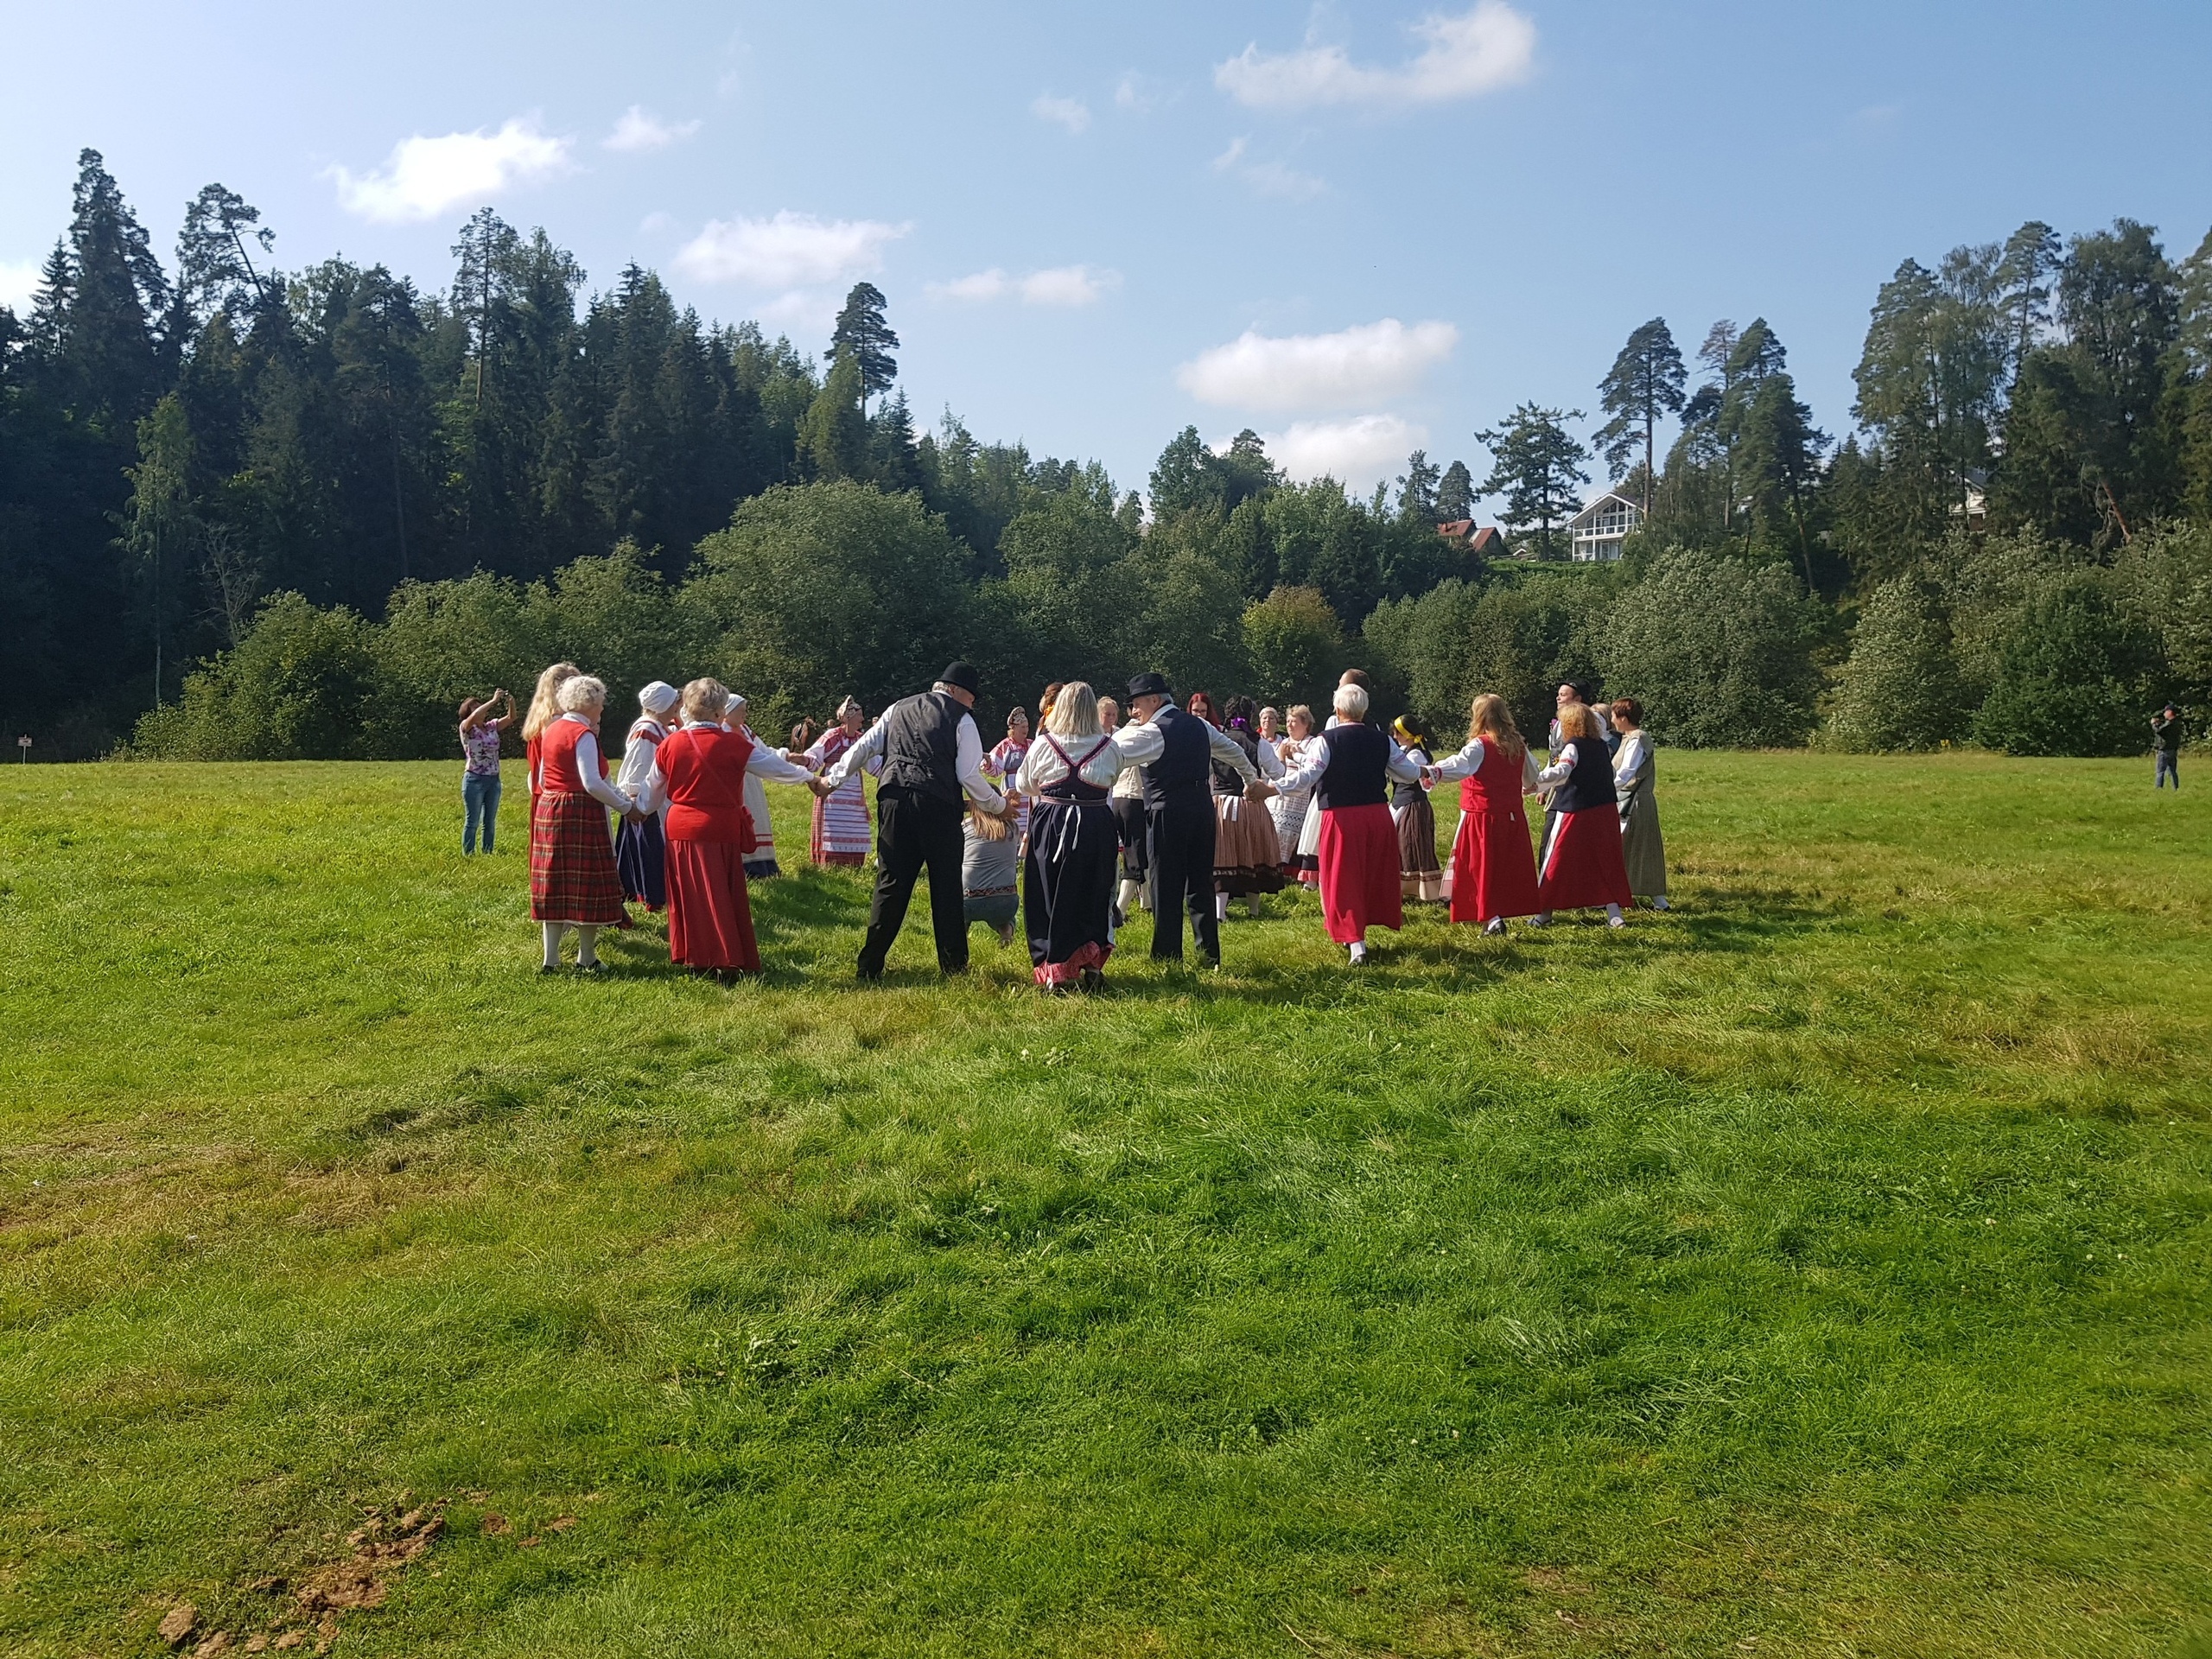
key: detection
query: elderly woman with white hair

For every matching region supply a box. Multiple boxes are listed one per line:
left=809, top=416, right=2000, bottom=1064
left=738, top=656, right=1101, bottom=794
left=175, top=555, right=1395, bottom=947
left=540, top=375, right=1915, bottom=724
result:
left=1273, top=681, right=1422, bottom=964
left=637, top=678, right=817, bottom=978
left=613, top=681, right=680, bottom=910
left=528, top=671, right=639, bottom=972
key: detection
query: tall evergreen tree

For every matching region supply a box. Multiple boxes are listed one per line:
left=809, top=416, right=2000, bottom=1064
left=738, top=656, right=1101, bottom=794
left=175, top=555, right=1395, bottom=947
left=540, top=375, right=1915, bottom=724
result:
left=1437, top=458, right=1474, bottom=523
left=1395, top=449, right=1440, bottom=524
left=1593, top=318, right=1687, bottom=512
left=1476, top=404, right=1589, bottom=559
left=830, top=282, right=899, bottom=411
left=177, top=184, right=276, bottom=326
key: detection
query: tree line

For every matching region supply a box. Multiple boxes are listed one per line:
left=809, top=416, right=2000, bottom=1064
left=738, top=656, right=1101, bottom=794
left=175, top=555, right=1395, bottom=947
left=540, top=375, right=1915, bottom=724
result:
left=4, top=148, right=2208, bottom=760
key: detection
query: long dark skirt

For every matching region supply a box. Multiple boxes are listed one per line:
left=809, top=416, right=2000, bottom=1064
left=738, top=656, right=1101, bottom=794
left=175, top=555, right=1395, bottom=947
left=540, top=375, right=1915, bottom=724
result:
left=1024, top=798, right=1119, bottom=986
left=614, top=811, right=667, bottom=909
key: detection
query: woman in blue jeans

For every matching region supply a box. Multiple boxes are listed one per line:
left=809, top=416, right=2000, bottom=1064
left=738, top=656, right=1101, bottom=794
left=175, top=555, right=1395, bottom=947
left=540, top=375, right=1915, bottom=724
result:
left=460, top=690, right=515, bottom=852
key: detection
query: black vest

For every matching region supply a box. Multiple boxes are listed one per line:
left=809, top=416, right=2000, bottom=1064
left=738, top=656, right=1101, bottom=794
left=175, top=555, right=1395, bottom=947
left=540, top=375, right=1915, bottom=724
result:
left=1141, top=703, right=1211, bottom=807
left=1550, top=736, right=1616, bottom=814
left=877, top=690, right=964, bottom=804
left=1316, top=721, right=1390, bottom=811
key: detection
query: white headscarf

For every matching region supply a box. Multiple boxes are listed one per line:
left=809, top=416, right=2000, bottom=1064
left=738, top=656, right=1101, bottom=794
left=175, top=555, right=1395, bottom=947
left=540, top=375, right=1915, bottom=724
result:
left=637, top=681, right=679, bottom=715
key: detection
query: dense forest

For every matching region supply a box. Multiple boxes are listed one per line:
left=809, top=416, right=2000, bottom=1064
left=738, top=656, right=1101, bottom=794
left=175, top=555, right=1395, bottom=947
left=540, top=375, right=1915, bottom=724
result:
left=3, top=149, right=2208, bottom=760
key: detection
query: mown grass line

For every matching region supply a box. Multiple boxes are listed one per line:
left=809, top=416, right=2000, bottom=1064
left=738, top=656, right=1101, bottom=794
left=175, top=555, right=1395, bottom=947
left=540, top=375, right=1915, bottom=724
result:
left=0, top=753, right=2207, bottom=1656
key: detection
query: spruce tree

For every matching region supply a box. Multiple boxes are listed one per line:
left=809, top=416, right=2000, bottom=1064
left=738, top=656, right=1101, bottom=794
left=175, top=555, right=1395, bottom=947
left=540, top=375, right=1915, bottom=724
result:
left=1476, top=404, right=1589, bottom=559
left=1437, top=459, right=1475, bottom=523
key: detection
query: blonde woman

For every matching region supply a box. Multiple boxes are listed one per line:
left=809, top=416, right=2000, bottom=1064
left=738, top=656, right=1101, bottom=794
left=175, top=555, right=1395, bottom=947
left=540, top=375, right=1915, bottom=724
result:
left=521, top=661, right=580, bottom=806
left=1015, top=682, right=1137, bottom=990
left=1422, top=694, right=1543, bottom=934
left=528, top=673, right=638, bottom=971
left=1532, top=701, right=1631, bottom=927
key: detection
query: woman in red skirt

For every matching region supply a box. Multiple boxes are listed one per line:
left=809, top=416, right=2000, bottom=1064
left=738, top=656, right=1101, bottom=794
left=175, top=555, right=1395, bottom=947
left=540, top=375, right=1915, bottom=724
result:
left=1533, top=699, right=1632, bottom=928
left=1423, top=693, right=1544, bottom=935
left=640, top=679, right=817, bottom=979
left=1272, top=681, right=1422, bottom=965
left=529, top=673, right=639, bottom=971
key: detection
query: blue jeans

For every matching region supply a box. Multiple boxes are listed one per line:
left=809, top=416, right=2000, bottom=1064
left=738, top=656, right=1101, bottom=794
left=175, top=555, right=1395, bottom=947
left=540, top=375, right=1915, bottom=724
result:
left=2156, top=751, right=2179, bottom=788
left=463, top=770, right=502, bottom=852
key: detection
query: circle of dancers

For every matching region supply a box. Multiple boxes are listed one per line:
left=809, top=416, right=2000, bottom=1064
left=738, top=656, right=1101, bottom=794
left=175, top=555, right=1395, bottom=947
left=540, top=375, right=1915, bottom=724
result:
left=498, top=656, right=1668, bottom=987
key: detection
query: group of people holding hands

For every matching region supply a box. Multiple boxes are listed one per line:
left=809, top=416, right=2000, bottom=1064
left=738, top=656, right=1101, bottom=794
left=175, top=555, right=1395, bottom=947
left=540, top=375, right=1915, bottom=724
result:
left=479, top=653, right=1669, bottom=988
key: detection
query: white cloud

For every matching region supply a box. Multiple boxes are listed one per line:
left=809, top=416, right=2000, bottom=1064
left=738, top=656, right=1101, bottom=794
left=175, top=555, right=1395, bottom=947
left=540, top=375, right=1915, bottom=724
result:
left=931, top=264, right=1121, bottom=307
left=1217, top=2, right=1536, bottom=111
left=1212, top=137, right=1325, bottom=200
left=605, top=106, right=701, bottom=153
left=329, top=118, right=572, bottom=224
left=674, top=211, right=909, bottom=288
left=0, top=257, right=42, bottom=315
left=1243, top=416, right=1427, bottom=491
left=1032, top=94, right=1092, bottom=134
left=1115, top=73, right=1158, bottom=112
left=1178, top=318, right=1459, bottom=412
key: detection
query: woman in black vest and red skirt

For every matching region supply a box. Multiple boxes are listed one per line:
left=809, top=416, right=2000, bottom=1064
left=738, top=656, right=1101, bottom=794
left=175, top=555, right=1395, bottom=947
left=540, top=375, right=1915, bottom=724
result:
left=1534, top=700, right=1632, bottom=927
left=1274, top=681, right=1423, bottom=963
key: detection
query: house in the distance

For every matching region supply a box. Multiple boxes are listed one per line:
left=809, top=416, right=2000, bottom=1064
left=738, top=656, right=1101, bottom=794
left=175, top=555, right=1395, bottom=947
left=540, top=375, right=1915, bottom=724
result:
left=1567, top=490, right=1643, bottom=563
left=1437, top=520, right=1509, bottom=559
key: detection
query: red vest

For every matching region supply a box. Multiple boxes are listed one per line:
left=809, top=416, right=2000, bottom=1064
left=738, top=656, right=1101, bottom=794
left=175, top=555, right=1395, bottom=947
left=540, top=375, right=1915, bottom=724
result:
left=1460, top=738, right=1527, bottom=820
left=537, top=717, right=604, bottom=795
left=658, top=726, right=758, bottom=847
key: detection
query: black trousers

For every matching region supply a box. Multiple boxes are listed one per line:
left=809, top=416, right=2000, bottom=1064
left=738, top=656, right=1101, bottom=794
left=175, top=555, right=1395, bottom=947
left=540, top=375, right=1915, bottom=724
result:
left=1145, top=789, right=1219, bottom=963
left=859, top=786, right=969, bottom=976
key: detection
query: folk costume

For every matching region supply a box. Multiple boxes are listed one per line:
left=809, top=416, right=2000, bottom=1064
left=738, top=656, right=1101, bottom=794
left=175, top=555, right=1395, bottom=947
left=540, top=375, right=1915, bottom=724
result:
left=1612, top=730, right=1669, bottom=907
left=1110, top=745, right=1149, bottom=901
left=529, top=713, right=636, bottom=945
left=989, top=734, right=1033, bottom=842
left=1535, top=738, right=1632, bottom=923
left=1112, top=677, right=1259, bottom=965
left=734, top=727, right=781, bottom=881
left=1211, top=719, right=1286, bottom=899
left=1391, top=723, right=1443, bottom=903
left=1279, top=733, right=1327, bottom=887
left=1277, top=721, right=1421, bottom=953
left=638, top=722, right=813, bottom=974
left=1016, top=732, right=1133, bottom=988
left=817, top=663, right=1007, bottom=979
left=804, top=721, right=875, bottom=866
left=1427, top=736, right=1543, bottom=930
left=613, top=683, right=678, bottom=910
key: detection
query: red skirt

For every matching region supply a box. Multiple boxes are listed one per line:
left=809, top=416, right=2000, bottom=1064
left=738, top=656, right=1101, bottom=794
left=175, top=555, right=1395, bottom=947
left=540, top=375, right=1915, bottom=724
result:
left=1449, top=802, right=1542, bottom=925
left=1538, top=805, right=1633, bottom=912
left=531, top=791, right=629, bottom=925
left=666, top=837, right=761, bottom=972
left=1316, top=804, right=1403, bottom=944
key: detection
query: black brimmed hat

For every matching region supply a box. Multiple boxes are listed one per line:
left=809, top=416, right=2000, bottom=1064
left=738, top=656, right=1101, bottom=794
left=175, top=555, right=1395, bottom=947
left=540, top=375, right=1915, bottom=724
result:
left=938, top=661, right=981, bottom=694
left=1127, top=671, right=1171, bottom=701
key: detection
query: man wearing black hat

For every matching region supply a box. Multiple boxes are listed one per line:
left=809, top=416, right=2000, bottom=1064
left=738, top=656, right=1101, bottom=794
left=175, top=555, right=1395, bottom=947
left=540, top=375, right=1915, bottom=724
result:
left=814, top=662, right=1007, bottom=978
left=1114, top=672, right=1272, bottom=967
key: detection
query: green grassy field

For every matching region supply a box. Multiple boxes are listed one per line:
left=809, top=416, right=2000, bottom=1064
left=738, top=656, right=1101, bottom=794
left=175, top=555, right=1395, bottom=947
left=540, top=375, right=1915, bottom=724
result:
left=2, top=752, right=2208, bottom=1657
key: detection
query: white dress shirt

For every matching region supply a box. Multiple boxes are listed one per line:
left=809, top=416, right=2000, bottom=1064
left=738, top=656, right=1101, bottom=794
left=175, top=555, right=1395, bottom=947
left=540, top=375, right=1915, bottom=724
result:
left=817, top=699, right=1007, bottom=810
left=617, top=716, right=669, bottom=808
left=1109, top=703, right=1261, bottom=785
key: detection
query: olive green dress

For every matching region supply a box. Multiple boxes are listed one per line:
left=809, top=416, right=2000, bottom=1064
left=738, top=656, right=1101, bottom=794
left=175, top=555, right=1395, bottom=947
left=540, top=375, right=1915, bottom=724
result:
left=1613, top=734, right=1668, bottom=901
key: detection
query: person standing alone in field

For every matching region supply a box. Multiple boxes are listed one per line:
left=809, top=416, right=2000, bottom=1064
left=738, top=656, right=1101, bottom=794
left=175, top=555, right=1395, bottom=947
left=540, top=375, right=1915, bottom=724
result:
left=458, top=689, right=514, bottom=854
left=812, top=661, right=1008, bottom=981
left=2152, top=703, right=2183, bottom=788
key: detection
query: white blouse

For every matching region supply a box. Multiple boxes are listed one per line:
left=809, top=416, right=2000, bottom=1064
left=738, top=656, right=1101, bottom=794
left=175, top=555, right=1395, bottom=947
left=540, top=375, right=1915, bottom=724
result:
left=1429, top=738, right=1543, bottom=792
left=632, top=723, right=816, bottom=816
left=1276, top=734, right=1421, bottom=798
left=534, top=715, right=637, bottom=812
left=1612, top=732, right=1651, bottom=796
left=617, top=717, right=668, bottom=806
left=1015, top=732, right=1133, bottom=793
left=1535, top=741, right=1590, bottom=791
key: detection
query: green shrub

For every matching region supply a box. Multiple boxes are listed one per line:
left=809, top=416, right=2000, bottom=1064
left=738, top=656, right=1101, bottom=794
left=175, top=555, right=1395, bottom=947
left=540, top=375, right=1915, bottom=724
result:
left=1602, top=547, right=1821, bottom=747
left=134, top=592, right=379, bottom=760
left=1971, top=575, right=2158, bottom=755
left=1823, top=578, right=1970, bottom=752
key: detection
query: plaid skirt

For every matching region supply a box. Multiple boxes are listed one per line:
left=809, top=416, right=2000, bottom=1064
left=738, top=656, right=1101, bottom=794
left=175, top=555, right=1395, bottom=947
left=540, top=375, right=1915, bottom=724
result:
left=531, top=791, right=630, bottom=925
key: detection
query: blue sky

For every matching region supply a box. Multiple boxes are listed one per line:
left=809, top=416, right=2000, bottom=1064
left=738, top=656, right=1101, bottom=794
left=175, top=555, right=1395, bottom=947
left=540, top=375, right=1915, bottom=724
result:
left=4, top=0, right=2209, bottom=506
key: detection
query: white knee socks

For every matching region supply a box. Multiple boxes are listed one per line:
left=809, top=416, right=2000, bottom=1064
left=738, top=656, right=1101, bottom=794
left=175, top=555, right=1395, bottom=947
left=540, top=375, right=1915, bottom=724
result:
left=542, top=922, right=569, bottom=967
left=1215, top=893, right=1230, bottom=922
left=542, top=923, right=602, bottom=967
left=576, top=925, right=601, bottom=965
left=1118, top=878, right=1141, bottom=915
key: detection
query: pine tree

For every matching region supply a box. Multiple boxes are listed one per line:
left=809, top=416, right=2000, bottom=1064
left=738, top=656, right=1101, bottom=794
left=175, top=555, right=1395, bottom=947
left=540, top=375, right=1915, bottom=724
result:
left=1476, top=404, right=1589, bottom=559
left=1593, top=318, right=1687, bottom=512
left=55, top=149, right=171, bottom=429
left=830, top=282, right=899, bottom=411
left=177, top=184, right=276, bottom=325
left=122, top=393, right=196, bottom=703
left=1395, top=449, right=1440, bottom=524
